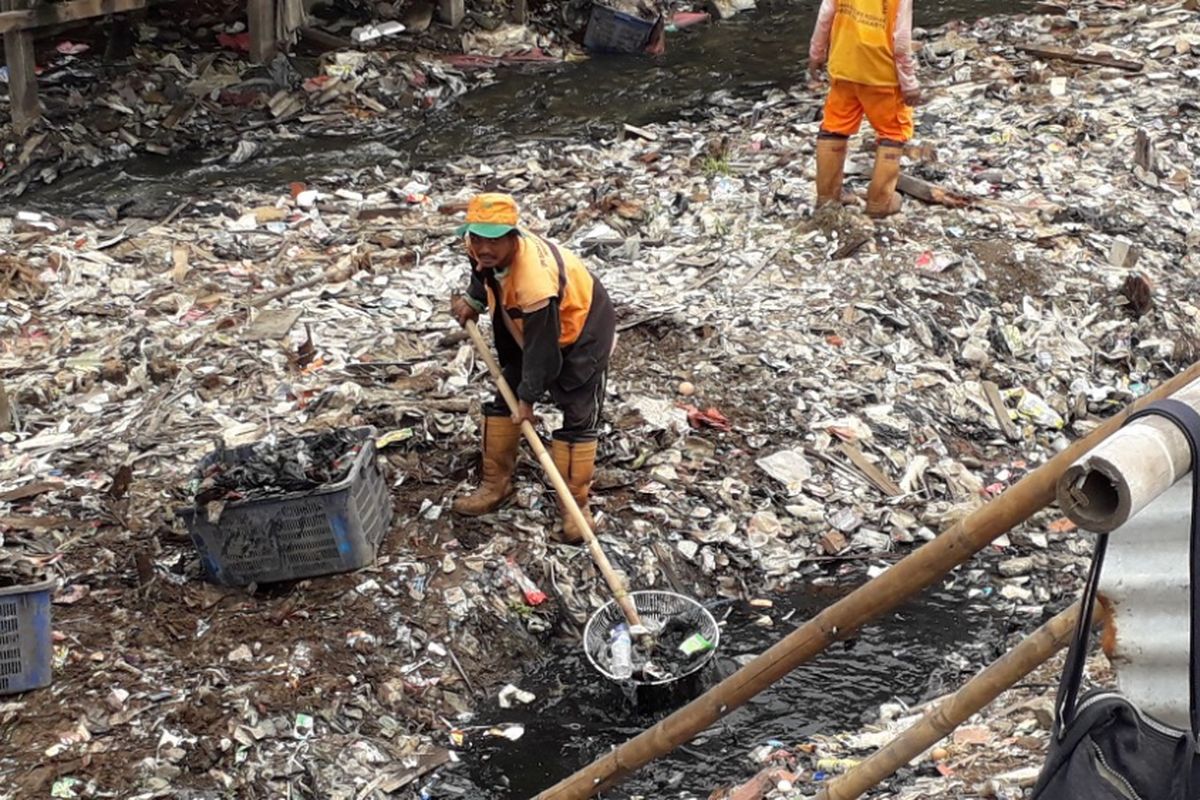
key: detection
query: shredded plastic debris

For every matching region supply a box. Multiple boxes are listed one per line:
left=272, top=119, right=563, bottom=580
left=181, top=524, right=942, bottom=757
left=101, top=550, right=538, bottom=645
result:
left=189, top=428, right=364, bottom=504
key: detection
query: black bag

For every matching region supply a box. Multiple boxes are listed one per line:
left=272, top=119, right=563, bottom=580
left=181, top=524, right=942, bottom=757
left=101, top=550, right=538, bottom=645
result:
left=1032, top=399, right=1200, bottom=800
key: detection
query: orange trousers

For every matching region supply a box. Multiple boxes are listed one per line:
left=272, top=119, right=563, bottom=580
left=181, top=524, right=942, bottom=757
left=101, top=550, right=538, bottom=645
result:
left=821, top=79, right=914, bottom=142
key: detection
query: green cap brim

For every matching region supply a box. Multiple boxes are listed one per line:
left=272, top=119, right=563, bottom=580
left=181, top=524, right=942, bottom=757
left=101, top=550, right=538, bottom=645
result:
left=455, top=222, right=516, bottom=238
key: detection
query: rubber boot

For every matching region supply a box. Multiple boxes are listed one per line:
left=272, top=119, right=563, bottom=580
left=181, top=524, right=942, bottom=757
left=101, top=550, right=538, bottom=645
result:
left=452, top=415, right=520, bottom=516
left=814, top=134, right=849, bottom=209
left=866, top=142, right=904, bottom=218
left=550, top=439, right=597, bottom=545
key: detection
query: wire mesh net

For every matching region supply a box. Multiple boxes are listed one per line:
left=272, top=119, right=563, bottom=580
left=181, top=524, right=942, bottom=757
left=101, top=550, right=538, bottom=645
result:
left=584, top=591, right=720, bottom=685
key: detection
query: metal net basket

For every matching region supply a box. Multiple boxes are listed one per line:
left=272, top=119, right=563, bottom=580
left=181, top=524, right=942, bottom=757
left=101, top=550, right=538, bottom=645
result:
left=584, top=591, right=720, bottom=686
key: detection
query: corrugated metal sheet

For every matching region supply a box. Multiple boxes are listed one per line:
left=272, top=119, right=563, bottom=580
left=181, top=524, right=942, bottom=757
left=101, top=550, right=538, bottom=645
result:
left=1099, top=478, right=1191, bottom=728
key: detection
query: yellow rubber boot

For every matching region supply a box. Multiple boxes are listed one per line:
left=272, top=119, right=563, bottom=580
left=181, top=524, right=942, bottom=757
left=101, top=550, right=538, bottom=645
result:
left=866, top=142, right=904, bottom=218
left=550, top=439, right=597, bottom=544
left=452, top=415, right=520, bottom=516
left=815, top=134, right=849, bottom=209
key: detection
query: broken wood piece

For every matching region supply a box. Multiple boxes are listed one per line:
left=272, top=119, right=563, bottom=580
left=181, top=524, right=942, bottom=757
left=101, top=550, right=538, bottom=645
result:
left=0, top=481, right=65, bottom=503
left=830, top=232, right=870, bottom=260
left=897, top=174, right=973, bottom=209
left=741, top=246, right=783, bottom=284
left=687, top=261, right=727, bottom=291
left=1033, top=1, right=1069, bottom=14
left=249, top=261, right=353, bottom=308
left=820, top=530, right=849, bottom=555
left=1016, top=44, right=1143, bottom=72
left=982, top=381, right=1022, bottom=442
left=162, top=98, right=197, bottom=130
left=0, top=514, right=85, bottom=531
left=356, top=206, right=414, bottom=222
left=622, top=123, right=658, bottom=142
left=838, top=443, right=902, bottom=497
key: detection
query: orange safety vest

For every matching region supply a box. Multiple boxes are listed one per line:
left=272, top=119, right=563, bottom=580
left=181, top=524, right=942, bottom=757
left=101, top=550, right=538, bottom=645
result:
left=469, top=232, right=595, bottom=348
left=828, top=0, right=900, bottom=87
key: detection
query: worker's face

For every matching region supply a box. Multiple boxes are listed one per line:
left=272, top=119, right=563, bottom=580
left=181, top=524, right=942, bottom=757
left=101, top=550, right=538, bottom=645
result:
left=470, top=232, right=518, bottom=270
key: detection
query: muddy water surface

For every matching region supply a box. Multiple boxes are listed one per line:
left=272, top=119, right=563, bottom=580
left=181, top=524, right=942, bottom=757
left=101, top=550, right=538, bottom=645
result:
left=436, top=581, right=1012, bottom=798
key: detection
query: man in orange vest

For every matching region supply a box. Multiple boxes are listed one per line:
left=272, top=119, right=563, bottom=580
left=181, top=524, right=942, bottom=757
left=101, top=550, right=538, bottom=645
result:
left=808, top=0, right=921, bottom=217
left=449, top=194, right=616, bottom=544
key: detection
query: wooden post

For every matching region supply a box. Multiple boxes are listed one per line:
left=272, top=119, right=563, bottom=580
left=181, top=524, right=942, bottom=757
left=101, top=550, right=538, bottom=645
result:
left=511, top=0, right=527, bottom=24
left=532, top=361, right=1200, bottom=800
left=438, top=0, right=464, bottom=27
left=1, top=0, right=38, bottom=132
left=248, top=0, right=277, bottom=64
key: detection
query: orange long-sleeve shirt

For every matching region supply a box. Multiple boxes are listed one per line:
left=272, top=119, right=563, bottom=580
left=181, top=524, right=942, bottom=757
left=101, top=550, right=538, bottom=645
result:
left=809, top=0, right=918, bottom=93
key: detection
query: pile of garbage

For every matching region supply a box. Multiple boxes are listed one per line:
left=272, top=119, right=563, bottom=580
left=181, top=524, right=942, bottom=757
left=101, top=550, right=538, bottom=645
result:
left=0, top=550, right=50, bottom=588
left=595, top=615, right=716, bottom=681
left=1, top=0, right=1198, bottom=795
left=0, top=0, right=720, bottom=201
left=188, top=428, right=365, bottom=505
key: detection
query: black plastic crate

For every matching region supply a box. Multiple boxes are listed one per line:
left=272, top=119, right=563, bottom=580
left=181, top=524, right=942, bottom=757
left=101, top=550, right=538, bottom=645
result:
left=584, top=2, right=658, bottom=54
left=0, top=577, right=55, bottom=696
left=180, top=427, right=392, bottom=586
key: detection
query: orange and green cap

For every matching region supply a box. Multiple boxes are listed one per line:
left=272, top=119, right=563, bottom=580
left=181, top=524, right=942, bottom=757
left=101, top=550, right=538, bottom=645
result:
left=455, top=193, right=520, bottom=238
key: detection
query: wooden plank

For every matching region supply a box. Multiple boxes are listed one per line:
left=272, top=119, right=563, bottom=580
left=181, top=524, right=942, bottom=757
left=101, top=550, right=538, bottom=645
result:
left=355, top=205, right=414, bottom=222
left=1016, top=44, right=1143, bottom=72
left=0, top=514, right=87, bottom=531
left=437, top=0, right=463, bottom=27
left=0, top=0, right=148, bottom=33
left=248, top=0, right=276, bottom=64
left=838, top=443, right=902, bottom=497
left=0, top=481, right=64, bottom=503
left=511, top=0, right=527, bottom=23
left=896, top=174, right=973, bottom=209
left=830, top=231, right=870, bottom=260
left=1, top=0, right=38, bottom=132
left=982, top=381, right=1022, bottom=442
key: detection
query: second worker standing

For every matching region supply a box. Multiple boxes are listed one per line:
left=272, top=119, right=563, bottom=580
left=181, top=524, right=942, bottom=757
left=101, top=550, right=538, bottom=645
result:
left=808, top=0, right=922, bottom=218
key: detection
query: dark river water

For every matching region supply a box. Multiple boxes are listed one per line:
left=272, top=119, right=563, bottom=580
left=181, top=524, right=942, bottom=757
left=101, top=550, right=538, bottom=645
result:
left=435, top=581, right=1016, bottom=798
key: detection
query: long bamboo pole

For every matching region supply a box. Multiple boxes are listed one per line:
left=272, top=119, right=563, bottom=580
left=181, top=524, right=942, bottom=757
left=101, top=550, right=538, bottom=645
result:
left=817, top=601, right=1091, bottom=800
left=534, top=361, right=1200, bottom=799
left=464, top=320, right=643, bottom=630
